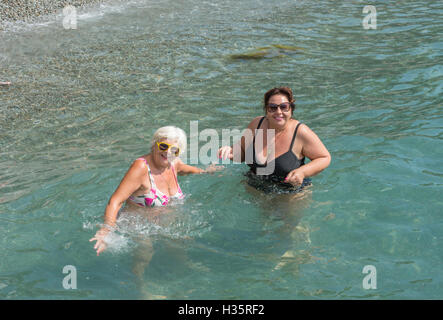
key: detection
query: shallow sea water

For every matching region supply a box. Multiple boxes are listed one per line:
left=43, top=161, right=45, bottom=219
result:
left=0, top=0, right=442, bottom=299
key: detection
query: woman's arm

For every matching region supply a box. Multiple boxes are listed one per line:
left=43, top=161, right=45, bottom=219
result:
left=174, top=158, right=222, bottom=174
left=90, top=160, right=147, bottom=255
left=285, top=124, right=331, bottom=185
left=174, top=157, right=204, bottom=174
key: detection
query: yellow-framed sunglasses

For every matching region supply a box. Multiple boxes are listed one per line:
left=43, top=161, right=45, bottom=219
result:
left=156, top=142, right=180, bottom=157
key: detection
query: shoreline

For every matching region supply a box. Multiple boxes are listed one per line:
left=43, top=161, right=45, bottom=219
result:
left=0, top=0, right=112, bottom=29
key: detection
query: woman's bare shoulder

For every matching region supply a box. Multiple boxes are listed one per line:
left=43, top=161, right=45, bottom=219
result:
left=247, top=116, right=265, bottom=129
left=296, top=121, right=314, bottom=136
left=295, top=122, right=324, bottom=146
left=129, top=157, right=149, bottom=175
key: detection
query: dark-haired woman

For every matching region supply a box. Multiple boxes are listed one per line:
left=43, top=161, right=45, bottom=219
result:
left=218, top=87, right=331, bottom=270
left=218, top=87, right=331, bottom=192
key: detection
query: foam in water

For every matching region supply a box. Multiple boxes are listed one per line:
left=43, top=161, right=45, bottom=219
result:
left=102, top=230, right=132, bottom=254
left=85, top=202, right=213, bottom=254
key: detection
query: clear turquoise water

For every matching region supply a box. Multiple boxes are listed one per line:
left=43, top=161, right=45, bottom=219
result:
left=0, top=0, right=442, bottom=299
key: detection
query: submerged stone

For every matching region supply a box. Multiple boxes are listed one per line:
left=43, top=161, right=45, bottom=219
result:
left=228, top=44, right=305, bottom=60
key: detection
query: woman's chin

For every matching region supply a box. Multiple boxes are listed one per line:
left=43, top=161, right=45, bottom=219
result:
left=269, top=117, right=286, bottom=127
left=161, top=155, right=170, bottom=163
left=155, top=154, right=170, bottom=166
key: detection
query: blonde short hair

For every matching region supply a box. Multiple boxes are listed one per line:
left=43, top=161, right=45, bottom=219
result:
left=151, top=126, right=187, bottom=156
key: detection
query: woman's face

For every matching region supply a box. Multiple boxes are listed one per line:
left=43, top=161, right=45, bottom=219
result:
left=152, top=139, right=180, bottom=167
left=266, top=94, right=292, bottom=128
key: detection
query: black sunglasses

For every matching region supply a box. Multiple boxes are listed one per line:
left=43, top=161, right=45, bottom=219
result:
left=266, top=102, right=294, bottom=113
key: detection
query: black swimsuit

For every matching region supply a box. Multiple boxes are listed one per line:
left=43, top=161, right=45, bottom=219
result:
left=246, top=117, right=311, bottom=193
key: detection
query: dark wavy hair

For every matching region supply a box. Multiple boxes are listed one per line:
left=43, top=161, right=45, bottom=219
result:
left=263, top=87, right=295, bottom=113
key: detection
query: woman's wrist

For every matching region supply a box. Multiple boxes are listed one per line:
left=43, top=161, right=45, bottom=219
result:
left=298, top=167, right=307, bottom=179
left=99, top=222, right=116, bottom=235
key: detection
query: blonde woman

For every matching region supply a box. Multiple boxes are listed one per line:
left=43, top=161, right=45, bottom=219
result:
left=90, top=126, right=215, bottom=256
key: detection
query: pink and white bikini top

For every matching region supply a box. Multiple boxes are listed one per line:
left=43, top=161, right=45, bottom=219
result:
left=128, top=157, right=184, bottom=207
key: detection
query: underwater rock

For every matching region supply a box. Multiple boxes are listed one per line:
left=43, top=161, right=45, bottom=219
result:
left=229, top=44, right=305, bottom=60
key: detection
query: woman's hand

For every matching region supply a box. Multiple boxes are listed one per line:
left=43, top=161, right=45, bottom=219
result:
left=204, top=163, right=224, bottom=173
left=284, top=169, right=305, bottom=186
left=218, top=146, right=233, bottom=160
left=89, top=228, right=110, bottom=256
